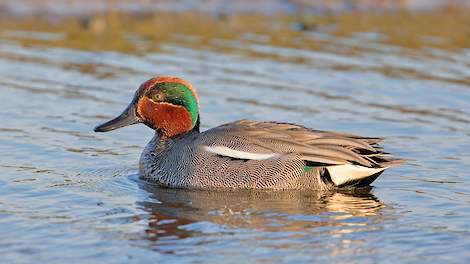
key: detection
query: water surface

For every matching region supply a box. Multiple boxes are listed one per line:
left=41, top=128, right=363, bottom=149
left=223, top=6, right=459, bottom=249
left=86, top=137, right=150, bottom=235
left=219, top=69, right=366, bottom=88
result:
left=1, top=12, right=470, bottom=263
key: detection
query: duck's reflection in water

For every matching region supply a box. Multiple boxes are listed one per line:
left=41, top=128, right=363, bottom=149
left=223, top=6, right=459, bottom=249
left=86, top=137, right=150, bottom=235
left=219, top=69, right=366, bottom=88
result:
left=137, top=183, right=387, bottom=243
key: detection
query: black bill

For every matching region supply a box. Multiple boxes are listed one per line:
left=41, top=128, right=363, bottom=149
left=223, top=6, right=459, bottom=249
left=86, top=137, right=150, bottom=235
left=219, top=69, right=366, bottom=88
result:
left=94, top=103, right=140, bottom=132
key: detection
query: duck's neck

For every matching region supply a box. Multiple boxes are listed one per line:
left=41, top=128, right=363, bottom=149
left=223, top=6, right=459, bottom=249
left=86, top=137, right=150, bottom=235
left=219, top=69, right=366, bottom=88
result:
left=157, top=117, right=200, bottom=141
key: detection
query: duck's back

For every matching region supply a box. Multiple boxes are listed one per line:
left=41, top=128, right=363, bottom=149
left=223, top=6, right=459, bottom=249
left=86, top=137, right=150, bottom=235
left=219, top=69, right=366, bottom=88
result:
left=140, top=120, right=403, bottom=190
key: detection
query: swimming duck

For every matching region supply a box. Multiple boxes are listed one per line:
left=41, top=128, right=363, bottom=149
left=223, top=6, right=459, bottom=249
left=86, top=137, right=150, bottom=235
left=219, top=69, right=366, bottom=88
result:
left=94, top=76, right=403, bottom=190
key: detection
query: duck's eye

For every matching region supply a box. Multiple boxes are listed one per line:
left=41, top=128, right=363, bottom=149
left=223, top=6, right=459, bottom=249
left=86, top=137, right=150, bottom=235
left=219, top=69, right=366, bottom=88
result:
left=150, top=93, right=164, bottom=101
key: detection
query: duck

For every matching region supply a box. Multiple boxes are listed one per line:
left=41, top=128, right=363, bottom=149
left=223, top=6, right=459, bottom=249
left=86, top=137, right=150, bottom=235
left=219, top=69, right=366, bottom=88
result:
left=94, top=76, right=403, bottom=190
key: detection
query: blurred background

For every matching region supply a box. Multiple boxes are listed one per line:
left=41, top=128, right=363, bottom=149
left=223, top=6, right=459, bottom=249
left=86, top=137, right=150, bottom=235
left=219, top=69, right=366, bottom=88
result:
left=1, top=1, right=470, bottom=263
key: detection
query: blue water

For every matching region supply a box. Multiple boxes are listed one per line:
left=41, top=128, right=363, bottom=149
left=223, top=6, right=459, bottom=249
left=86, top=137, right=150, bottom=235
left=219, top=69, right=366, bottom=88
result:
left=1, top=20, right=470, bottom=263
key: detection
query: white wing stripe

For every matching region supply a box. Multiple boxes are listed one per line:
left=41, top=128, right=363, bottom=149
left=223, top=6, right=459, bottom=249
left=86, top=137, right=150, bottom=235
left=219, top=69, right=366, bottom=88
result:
left=203, top=146, right=278, bottom=160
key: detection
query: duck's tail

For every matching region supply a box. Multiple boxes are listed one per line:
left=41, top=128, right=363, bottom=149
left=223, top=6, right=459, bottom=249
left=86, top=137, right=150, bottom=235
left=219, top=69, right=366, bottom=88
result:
left=326, top=158, right=405, bottom=188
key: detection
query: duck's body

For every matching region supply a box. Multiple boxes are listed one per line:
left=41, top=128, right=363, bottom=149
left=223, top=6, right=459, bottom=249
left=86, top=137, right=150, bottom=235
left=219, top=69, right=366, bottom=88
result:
left=95, top=76, right=403, bottom=190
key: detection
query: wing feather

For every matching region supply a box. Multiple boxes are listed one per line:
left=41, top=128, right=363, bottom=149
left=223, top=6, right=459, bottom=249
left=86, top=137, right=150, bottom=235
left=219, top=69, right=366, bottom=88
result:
left=199, top=120, right=402, bottom=168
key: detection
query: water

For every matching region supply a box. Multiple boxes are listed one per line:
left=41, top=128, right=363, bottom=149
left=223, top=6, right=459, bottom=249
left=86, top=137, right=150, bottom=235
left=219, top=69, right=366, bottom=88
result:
left=1, top=13, right=470, bottom=264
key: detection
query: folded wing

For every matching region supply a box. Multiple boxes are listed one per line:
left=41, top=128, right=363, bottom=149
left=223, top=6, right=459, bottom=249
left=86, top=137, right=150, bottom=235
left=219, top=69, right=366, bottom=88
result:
left=198, top=120, right=404, bottom=186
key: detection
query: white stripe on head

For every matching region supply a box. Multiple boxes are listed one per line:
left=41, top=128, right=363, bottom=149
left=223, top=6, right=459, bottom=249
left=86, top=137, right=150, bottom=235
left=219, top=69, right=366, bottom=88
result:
left=203, top=145, right=279, bottom=160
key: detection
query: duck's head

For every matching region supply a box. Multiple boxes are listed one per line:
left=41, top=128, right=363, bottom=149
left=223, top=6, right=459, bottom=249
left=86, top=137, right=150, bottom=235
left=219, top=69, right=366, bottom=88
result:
left=94, top=76, right=199, bottom=139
